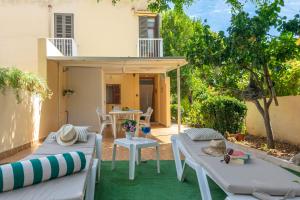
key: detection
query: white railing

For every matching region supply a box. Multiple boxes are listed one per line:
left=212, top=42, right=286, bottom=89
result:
left=47, top=38, right=77, bottom=56
left=138, top=38, right=163, bottom=57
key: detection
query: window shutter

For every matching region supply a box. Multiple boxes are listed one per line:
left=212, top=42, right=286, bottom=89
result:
left=139, top=16, right=148, bottom=38
left=54, top=15, right=63, bottom=38
left=155, top=15, right=159, bottom=38
left=65, top=15, right=73, bottom=38
left=54, top=13, right=74, bottom=38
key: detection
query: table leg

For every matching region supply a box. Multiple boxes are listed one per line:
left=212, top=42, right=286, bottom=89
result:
left=112, top=115, right=117, bottom=139
left=136, top=148, right=141, bottom=165
left=112, top=144, right=117, bottom=170
left=156, top=145, right=160, bottom=174
left=129, top=144, right=136, bottom=180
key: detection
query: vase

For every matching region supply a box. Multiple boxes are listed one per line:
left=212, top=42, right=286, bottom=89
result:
left=125, top=131, right=134, bottom=140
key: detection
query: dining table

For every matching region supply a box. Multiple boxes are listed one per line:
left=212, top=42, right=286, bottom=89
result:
left=109, top=109, right=143, bottom=138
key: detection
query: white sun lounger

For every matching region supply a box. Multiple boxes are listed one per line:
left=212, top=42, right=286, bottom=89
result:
left=0, top=133, right=102, bottom=200
left=171, top=133, right=300, bottom=200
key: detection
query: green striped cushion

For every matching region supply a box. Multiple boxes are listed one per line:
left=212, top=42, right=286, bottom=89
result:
left=0, top=151, right=86, bottom=193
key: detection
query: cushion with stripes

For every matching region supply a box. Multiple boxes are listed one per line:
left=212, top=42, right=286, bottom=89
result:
left=74, top=126, right=89, bottom=142
left=0, top=151, right=86, bottom=193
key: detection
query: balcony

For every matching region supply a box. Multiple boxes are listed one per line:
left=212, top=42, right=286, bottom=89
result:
left=47, top=38, right=163, bottom=58
left=47, top=38, right=77, bottom=56
left=138, top=38, right=163, bottom=58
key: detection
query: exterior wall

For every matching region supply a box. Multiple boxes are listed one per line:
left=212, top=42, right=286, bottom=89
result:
left=0, top=1, right=49, bottom=73
left=105, top=74, right=140, bottom=112
left=66, top=67, right=104, bottom=131
left=50, top=0, right=147, bottom=57
left=158, top=75, right=171, bottom=127
left=39, top=60, right=61, bottom=137
left=0, top=0, right=148, bottom=74
left=246, top=96, right=300, bottom=145
left=105, top=73, right=170, bottom=126
left=0, top=91, right=38, bottom=153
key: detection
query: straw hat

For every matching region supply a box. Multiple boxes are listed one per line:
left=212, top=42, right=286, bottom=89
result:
left=56, top=124, right=78, bottom=146
left=202, top=140, right=226, bottom=157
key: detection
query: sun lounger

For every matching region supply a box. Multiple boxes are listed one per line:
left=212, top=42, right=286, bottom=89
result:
left=171, top=133, right=300, bottom=200
left=0, top=132, right=102, bottom=200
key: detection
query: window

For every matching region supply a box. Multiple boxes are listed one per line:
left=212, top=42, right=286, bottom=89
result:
left=106, top=84, right=121, bottom=104
left=54, top=13, right=74, bottom=38
left=139, top=16, right=159, bottom=38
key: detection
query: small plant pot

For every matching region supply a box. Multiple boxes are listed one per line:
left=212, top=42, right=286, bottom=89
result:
left=125, top=132, right=134, bottom=140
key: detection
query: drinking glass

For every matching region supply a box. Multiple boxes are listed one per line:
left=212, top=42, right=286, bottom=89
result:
left=141, top=126, right=151, bottom=138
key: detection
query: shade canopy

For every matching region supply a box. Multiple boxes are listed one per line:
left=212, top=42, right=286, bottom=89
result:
left=47, top=56, right=187, bottom=73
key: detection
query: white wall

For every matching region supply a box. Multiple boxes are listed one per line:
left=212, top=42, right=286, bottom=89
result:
left=0, top=0, right=149, bottom=74
left=246, top=96, right=300, bottom=145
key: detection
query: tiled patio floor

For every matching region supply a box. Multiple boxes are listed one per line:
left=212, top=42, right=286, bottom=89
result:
left=0, top=124, right=182, bottom=164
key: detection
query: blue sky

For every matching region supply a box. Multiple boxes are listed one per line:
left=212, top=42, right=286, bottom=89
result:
left=184, top=0, right=300, bottom=34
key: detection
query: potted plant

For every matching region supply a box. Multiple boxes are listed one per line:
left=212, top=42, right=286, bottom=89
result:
left=122, top=119, right=137, bottom=140
left=63, top=89, right=75, bottom=96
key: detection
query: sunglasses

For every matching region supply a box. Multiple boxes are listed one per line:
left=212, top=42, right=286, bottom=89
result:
left=220, top=148, right=234, bottom=164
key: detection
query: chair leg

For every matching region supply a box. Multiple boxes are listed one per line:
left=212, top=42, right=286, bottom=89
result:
left=171, top=136, right=184, bottom=181
left=85, top=159, right=98, bottom=200
left=196, top=167, right=212, bottom=200
left=99, top=124, right=105, bottom=135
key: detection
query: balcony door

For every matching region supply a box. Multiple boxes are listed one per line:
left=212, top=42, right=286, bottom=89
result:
left=139, top=16, right=159, bottom=38
left=139, top=16, right=160, bottom=57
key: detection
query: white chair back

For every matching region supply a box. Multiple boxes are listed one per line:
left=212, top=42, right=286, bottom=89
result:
left=145, top=107, right=153, bottom=122
left=96, top=107, right=102, bottom=124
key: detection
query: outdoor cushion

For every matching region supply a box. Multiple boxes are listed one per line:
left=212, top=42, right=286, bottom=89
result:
left=74, top=126, right=89, bottom=142
left=0, top=155, right=92, bottom=200
left=178, top=133, right=300, bottom=196
left=35, top=133, right=96, bottom=155
left=0, top=152, right=86, bottom=193
left=184, top=128, right=223, bottom=141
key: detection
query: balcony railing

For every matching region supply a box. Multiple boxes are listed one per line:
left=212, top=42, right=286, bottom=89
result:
left=138, top=38, right=163, bottom=58
left=47, top=38, right=77, bottom=56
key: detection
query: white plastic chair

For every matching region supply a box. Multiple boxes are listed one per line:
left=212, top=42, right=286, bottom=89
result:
left=139, top=107, right=153, bottom=127
left=96, top=107, right=114, bottom=136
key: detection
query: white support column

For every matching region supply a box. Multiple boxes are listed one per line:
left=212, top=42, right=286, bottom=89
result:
left=177, top=67, right=181, bottom=133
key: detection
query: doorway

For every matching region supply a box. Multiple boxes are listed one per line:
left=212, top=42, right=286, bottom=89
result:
left=139, top=78, right=154, bottom=121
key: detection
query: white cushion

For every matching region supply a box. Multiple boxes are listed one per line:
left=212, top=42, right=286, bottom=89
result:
left=74, top=126, right=89, bottom=142
left=184, top=128, right=223, bottom=141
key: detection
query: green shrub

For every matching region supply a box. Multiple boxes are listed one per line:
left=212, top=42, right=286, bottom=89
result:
left=0, top=67, right=52, bottom=103
left=186, top=101, right=203, bottom=127
left=200, top=96, right=247, bottom=134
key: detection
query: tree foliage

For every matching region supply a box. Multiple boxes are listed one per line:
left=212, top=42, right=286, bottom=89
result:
left=162, top=1, right=300, bottom=148
left=186, top=0, right=300, bottom=148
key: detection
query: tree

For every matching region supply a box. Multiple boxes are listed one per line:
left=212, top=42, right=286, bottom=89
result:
left=161, top=10, right=205, bottom=104
left=100, top=0, right=266, bottom=12
left=188, top=0, right=300, bottom=148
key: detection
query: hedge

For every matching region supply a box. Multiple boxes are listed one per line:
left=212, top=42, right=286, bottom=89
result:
left=200, top=96, right=247, bottom=134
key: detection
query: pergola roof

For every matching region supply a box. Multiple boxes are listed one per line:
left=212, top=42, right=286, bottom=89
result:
left=47, top=56, right=188, bottom=73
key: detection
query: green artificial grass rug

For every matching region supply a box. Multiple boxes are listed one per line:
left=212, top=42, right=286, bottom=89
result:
left=95, top=160, right=226, bottom=200
left=95, top=160, right=300, bottom=200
